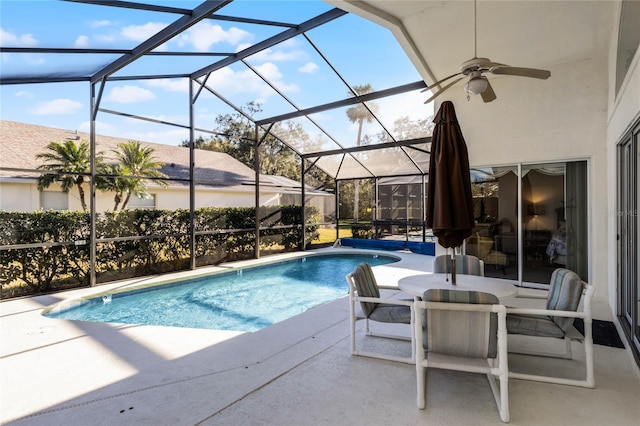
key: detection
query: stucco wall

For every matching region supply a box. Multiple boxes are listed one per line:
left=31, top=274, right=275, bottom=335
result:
left=0, top=181, right=310, bottom=212
left=0, top=181, right=40, bottom=211
left=606, top=1, right=640, bottom=314
left=435, top=55, right=609, bottom=302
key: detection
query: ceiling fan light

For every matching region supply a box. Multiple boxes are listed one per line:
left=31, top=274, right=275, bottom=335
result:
left=465, top=76, right=488, bottom=95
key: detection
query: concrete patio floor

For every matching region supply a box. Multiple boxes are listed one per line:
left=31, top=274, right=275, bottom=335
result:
left=1, top=249, right=639, bottom=425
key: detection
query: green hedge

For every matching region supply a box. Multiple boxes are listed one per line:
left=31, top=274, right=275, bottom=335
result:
left=0, top=205, right=319, bottom=298
left=351, top=223, right=374, bottom=239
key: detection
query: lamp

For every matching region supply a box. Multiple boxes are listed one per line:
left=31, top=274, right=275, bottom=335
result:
left=527, top=204, right=546, bottom=230
left=527, top=204, right=546, bottom=216
left=464, top=72, right=488, bottom=95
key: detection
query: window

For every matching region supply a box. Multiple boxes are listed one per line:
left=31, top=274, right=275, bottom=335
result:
left=41, top=191, right=68, bottom=211
left=616, top=0, right=640, bottom=95
left=127, top=194, right=156, bottom=209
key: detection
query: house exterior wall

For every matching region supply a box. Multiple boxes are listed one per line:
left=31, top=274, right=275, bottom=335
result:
left=0, top=181, right=39, bottom=211
left=0, top=180, right=309, bottom=212
left=439, top=55, right=609, bottom=302
left=606, top=1, right=640, bottom=313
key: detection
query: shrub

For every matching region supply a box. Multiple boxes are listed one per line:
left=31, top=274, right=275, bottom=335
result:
left=351, top=223, right=374, bottom=239
left=0, top=205, right=319, bottom=299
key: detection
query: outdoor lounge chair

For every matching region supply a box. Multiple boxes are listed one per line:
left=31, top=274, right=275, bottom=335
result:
left=415, top=289, right=509, bottom=423
left=433, top=254, right=485, bottom=276
left=506, top=268, right=595, bottom=388
left=346, top=262, right=414, bottom=364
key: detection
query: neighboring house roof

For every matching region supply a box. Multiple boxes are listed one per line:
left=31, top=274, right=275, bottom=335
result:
left=0, top=120, right=327, bottom=195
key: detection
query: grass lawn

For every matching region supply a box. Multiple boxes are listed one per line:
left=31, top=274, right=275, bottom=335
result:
left=313, top=227, right=352, bottom=245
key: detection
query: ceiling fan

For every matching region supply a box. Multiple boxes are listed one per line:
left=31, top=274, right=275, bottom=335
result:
left=422, top=0, right=550, bottom=104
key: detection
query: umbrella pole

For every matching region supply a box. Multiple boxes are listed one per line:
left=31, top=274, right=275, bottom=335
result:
left=451, top=250, right=456, bottom=285
left=444, top=248, right=449, bottom=282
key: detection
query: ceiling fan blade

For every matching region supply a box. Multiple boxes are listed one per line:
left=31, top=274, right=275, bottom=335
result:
left=480, top=61, right=508, bottom=69
left=480, top=80, right=497, bottom=102
left=423, top=77, right=464, bottom=104
left=420, top=72, right=463, bottom=92
left=490, top=66, right=551, bottom=79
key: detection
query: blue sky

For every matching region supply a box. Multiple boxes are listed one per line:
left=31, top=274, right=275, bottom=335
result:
left=0, top=0, right=431, bottom=147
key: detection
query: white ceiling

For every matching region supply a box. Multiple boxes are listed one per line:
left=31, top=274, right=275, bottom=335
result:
left=329, top=0, right=615, bottom=91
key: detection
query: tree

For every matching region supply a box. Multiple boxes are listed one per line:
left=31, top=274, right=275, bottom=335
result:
left=99, top=163, right=132, bottom=211
left=346, top=84, right=378, bottom=222
left=386, top=115, right=435, bottom=141
left=111, top=141, right=168, bottom=210
left=36, top=139, right=103, bottom=211
left=180, top=102, right=334, bottom=195
left=182, top=102, right=303, bottom=180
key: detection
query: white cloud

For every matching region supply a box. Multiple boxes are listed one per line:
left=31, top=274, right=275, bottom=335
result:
left=178, top=22, right=252, bottom=51
left=79, top=120, right=115, bottom=134
left=106, top=85, right=156, bottom=103
left=204, top=63, right=298, bottom=98
left=121, top=22, right=168, bottom=42
left=247, top=45, right=306, bottom=62
left=78, top=120, right=188, bottom=145
left=236, top=42, right=252, bottom=52
left=124, top=128, right=190, bottom=145
left=0, top=28, right=38, bottom=47
left=254, top=62, right=299, bottom=92
left=74, top=35, right=90, bottom=48
left=205, top=67, right=259, bottom=93
left=146, top=78, right=189, bottom=93
left=375, top=90, right=434, bottom=124
left=15, top=90, right=33, bottom=98
left=88, top=20, right=113, bottom=28
left=298, top=62, right=318, bottom=73
left=29, top=99, right=83, bottom=115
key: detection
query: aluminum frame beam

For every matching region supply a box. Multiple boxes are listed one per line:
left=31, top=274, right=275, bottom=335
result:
left=191, top=8, right=347, bottom=80
left=301, top=137, right=431, bottom=159
left=91, top=0, right=232, bottom=83
left=256, top=80, right=427, bottom=126
left=63, top=0, right=297, bottom=27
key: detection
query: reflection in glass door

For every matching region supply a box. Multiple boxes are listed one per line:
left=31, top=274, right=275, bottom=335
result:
left=618, top=120, right=640, bottom=363
left=467, top=161, right=589, bottom=286
left=521, top=162, right=588, bottom=285
left=466, top=167, right=519, bottom=280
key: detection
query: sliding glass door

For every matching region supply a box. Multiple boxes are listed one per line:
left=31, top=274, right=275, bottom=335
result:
left=618, top=120, right=640, bottom=362
left=467, top=166, right=519, bottom=279
left=468, top=160, right=589, bottom=287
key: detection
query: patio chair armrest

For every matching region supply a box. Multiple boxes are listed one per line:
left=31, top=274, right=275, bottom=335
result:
left=377, top=285, right=400, bottom=290
left=506, top=307, right=587, bottom=319
left=354, top=295, right=414, bottom=307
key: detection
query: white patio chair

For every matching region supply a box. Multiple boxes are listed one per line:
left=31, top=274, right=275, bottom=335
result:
left=433, top=254, right=485, bottom=276
left=415, top=289, right=509, bottom=423
left=346, top=262, right=414, bottom=364
left=506, top=268, right=595, bottom=388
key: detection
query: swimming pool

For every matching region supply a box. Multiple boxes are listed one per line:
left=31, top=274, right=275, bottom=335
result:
left=43, top=253, right=398, bottom=332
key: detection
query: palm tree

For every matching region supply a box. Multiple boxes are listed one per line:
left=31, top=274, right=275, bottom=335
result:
left=99, top=163, right=133, bottom=211
left=36, top=139, right=103, bottom=211
left=112, top=141, right=168, bottom=210
left=346, top=84, right=378, bottom=222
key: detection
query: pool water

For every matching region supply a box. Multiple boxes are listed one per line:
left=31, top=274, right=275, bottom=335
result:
left=44, top=253, right=398, bottom=332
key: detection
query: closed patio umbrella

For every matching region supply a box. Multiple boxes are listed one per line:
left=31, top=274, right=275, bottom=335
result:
left=426, top=101, right=475, bottom=284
